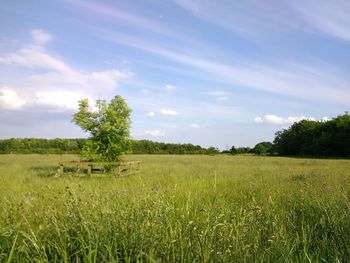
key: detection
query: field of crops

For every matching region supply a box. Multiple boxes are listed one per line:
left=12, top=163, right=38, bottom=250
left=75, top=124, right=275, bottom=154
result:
left=1, top=154, right=350, bottom=262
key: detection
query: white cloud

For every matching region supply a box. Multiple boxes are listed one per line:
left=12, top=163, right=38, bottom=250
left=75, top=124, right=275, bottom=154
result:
left=147, top=111, right=155, bottom=117
left=203, top=90, right=232, bottom=101
left=160, top=108, right=178, bottom=116
left=165, top=84, right=177, bottom=91
left=254, top=114, right=316, bottom=125
left=190, top=123, right=200, bottom=128
left=0, top=45, right=130, bottom=91
left=0, top=29, right=68, bottom=72
left=0, top=29, right=132, bottom=111
left=0, top=46, right=71, bottom=72
left=0, top=87, right=26, bottom=110
left=254, top=116, right=263, bottom=123
left=35, top=90, right=88, bottom=110
left=31, top=29, right=53, bottom=45
left=85, top=70, right=130, bottom=91
left=145, top=129, right=165, bottom=136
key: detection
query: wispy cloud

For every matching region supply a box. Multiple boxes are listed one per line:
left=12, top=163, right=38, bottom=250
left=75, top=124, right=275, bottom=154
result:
left=0, top=46, right=70, bottom=72
left=0, top=29, right=132, bottom=111
left=71, top=0, right=178, bottom=38
left=160, top=108, right=178, bottom=116
left=172, top=0, right=290, bottom=38
left=146, top=111, right=155, bottom=117
left=96, top=27, right=350, bottom=105
left=173, top=0, right=350, bottom=43
left=289, top=0, right=350, bottom=42
left=203, top=90, right=232, bottom=101
left=145, top=129, right=165, bottom=137
left=165, top=84, right=177, bottom=91
left=31, top=29, right=53, bottom=45
left=190, top=123, right=200, bottom=128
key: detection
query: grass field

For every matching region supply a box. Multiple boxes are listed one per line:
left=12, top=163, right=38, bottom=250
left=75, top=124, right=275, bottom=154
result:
left=1, top=154, right=350, bottom=262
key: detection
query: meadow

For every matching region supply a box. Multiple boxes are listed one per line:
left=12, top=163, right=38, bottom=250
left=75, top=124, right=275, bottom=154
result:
left=1, top=154, right=350, bottom=262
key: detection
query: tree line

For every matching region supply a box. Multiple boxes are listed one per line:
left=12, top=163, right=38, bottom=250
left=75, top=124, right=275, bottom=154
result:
left=0, top=138, right=219, bottom=155
left=0, top=138, right=86, bottom=154
left=0, top=137, right=269, bottom=155
left=131, top=140, right=217, bottom=154
left=1, top=113, right=348, bottom=157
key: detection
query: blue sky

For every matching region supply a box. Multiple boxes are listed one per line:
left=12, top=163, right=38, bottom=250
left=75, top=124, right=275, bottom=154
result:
left=0, top=0, right=349, bottom=149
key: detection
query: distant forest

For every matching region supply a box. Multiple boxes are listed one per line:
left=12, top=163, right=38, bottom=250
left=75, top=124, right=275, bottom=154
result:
left=0, top=138, right=220, bottom=155
left=0, top=113, right=349, bottom=157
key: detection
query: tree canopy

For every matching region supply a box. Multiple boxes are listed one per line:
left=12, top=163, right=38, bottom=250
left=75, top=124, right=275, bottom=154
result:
left=253, top=142, right=273, bottom=155
left=72, top=96, right=131, bottom=162
left=274, top=113, right=350, bottom=157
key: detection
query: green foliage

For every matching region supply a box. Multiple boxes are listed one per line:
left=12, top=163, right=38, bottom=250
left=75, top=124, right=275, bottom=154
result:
left=0, top=138, right=85, bottom=154
left=229, top=145, right=237, bottom=155
left=236, top=147, right=252, bottom=154
left=0, top=138, right=217, bottom=155
left=130, top=140, right=209, bottom=154
left=274, top=112, right=350, bottom=157
left=206, top=146, right=220, bottom=155
left=253, top=142, right=273, bottom=155
left=222, top=146, right=252, bottom=155
left=72, top=96, right=131, bottom=161
left=1, top=154, right=350, bottom=261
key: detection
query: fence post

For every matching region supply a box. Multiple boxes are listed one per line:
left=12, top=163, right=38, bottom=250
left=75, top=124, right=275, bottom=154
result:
left=87, top=164, right=92, bottom=176
left=59, top=163, right=64, bottom=176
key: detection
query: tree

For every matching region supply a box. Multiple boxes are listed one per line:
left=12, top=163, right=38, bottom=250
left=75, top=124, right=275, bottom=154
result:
left=253, top=142, right=273, bottom=155
left=72, top=96, right=132, bottom=162
left=236, top=147, right=252, bottom=154
left=206, top=147, right=220, bottom=155
left=230, top=145, right=237, bottom=155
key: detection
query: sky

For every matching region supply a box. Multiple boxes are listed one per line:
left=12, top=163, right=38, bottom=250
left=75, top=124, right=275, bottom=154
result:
left=0, top=0, right=349, bottom=149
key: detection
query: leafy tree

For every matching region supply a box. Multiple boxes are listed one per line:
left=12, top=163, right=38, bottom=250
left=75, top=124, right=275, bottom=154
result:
left=206, top=147, right=220, bottom=155
left=253, top=142, right=273, bottom=155
left=72, top=96, right=131, bottom=162
left=230, top=145, right=237, bottom=155
left=236, top=147, right=252, bottom=154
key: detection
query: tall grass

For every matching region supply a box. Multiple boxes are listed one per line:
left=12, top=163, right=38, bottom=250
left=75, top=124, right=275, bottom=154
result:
left=0, top=154, right=350, bottom=262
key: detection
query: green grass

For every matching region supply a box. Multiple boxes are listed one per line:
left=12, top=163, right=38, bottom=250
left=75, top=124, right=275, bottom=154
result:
left=1, top=154, right=350, bottom=262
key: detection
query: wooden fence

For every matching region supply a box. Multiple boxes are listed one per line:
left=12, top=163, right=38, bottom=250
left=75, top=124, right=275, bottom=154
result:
left=56, top=160, right=141, bottom=177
